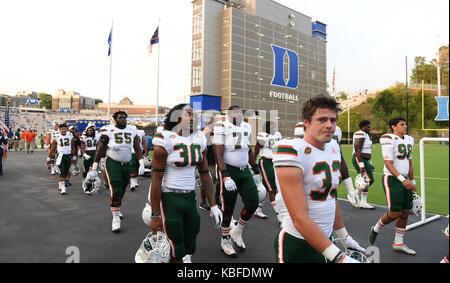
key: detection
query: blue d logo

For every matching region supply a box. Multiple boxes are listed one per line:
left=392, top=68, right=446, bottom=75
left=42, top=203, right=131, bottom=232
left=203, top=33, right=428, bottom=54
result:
left=271, top=44, right=299, bottom=89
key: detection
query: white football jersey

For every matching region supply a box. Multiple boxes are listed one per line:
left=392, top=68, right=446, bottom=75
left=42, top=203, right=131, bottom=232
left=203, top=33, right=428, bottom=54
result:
left=333, top=125, right=342, bottom=143
left=132, top=129, right=146, bottom=154
left=100, top=124, right=138, bottom=163
left=213, top=120, right=252, bottom=168
left=352, top=130, right=372, bottom=154
left=380, top=134, right=414, bottom=176
left=294, top=122, right=305, bottom=137
left=257, top=131, right=282, bottom=159
left=153, top=130, right=207, bottom=191
left=50, top=129, right=60, bottom=142
left=55, top=132, right=73, bottom=155
left=81, top=133, right=100, bottom=151
left=273, top=138, right=342, bottom=240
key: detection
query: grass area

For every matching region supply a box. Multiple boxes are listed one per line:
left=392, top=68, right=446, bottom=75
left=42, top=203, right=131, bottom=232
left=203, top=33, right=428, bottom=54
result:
left=338, top=143, right=449, bottom=215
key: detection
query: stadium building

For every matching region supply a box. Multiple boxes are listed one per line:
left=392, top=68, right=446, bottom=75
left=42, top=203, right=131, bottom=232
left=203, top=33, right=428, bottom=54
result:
left=190, top=0, right=327, bottom=136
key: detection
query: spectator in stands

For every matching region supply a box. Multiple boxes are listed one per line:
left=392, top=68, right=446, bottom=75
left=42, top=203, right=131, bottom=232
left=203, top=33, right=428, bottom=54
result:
left=0, top=129, right=7, bottom=175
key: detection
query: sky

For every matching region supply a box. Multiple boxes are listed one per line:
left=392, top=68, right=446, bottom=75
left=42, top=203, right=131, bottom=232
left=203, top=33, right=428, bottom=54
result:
left=0, top=0, right=448, bottom=108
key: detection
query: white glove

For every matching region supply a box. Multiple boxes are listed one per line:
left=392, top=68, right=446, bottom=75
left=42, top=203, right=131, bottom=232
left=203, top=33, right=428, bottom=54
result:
left=210, top=205, right=223, bottom=229
left=86, top=168, right=98, bottom=180
left=253, top=174, right=260, bottom=184
left=223, top=177, right=237, bottom=191
left=338, top=234, right=366, bottom=253
left=138, top=159, right=145, bottom=175
left=83, top=153, right=91, bottom=160
left=347, top=190, right=361, bottom=208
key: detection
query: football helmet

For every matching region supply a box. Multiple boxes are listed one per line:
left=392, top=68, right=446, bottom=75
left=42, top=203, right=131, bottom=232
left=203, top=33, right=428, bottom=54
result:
left=135, top=231, right=171, bottom=263
left=256, top=181, right=267, bottom=203
left=70, top=164, right=81, bottom=176
left=82, top=176, right=101, bottom=195
left=86, top=122, right=96, bottom=129
left=411, top=193, right=423, bottom=216
left=344, top=249, right=370, bottom=263
left=443, top=225, right=449, bottom=240
left=142, top=202, right=152, bottom=226
left=355, top=173, right=369, bottom=191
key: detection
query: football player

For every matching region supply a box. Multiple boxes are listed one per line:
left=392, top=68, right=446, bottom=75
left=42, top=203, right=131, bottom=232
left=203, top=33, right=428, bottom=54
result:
left=129, top=128, right=147, bottom=191
left=352, top=120, right=375, bottom=209
left=333, top=124, right=360, bottom=208
left=273, top=96, right=362, bottom=263
left=46, top=124, right=77, bottom=195
left=80, top=123, right=99, bottom=182
left=86, top=111, right=145, bottom=232
left=148, top=104, right=222, bottom=263
left=254, top=121, right=282, bottom=220
left=368, top=117, right=417, bottom=255
left=213, top=105, right=260, bottom=257
left=46, top=121, right=60, bottom=175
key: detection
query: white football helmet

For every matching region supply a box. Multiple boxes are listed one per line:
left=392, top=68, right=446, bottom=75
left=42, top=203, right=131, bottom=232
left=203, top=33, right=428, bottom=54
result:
left=412, top=193, right=423, bottom=216
left=355, top=173, right=369, bottom=191
left=344, top=249, right=370, bottom=263
left=256, top=181, right=267, bottom=203
left=70, top=164, right=81, bottom=176
left=82, top=177, right=101, bottom=195
left=135, top=231, right=171, bottom=263
left=142, top=202, right=152, bottom=226
left=86, top=122, right=96, bottom=129
left=444, top=225, right=449, bottom=240
left=143, top=156, right=152, bottom=168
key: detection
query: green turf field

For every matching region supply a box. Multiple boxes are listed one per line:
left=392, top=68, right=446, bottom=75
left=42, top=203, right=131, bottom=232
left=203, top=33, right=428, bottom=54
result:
left=338, top=143, right=449, bottom=216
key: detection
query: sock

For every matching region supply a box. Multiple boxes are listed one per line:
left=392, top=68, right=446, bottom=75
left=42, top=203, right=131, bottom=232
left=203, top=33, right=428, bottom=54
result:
left=374, top=218, right=384, bottom=233
left=221, top=226, right=231, bottom=238
left=271, top=201, right=279, bottom=214
left=258, top=202, right=264, bottom=209
left=130, top=178, right=137, bottom=187
left=111, top=207, right=121, bottom=218
left=394, top=227, right=405, bottom=245
left=441, top=255, right=449, bottom=263
left=59, top=181, right=65, bottom=190
left=361, top=192, right=368, bottom=203
left=235, top=218, right=247, bottom=233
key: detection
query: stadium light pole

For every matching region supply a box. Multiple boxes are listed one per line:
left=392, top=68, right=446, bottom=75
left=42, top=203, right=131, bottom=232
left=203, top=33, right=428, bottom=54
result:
left=405, top=56, right=409, bottom=135
left=436, top=35, right=441, bottom=97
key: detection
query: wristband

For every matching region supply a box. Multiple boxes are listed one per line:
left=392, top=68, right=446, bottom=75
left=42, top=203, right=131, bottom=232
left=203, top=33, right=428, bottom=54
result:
left=221, top=170, right=230, bottom=178
left=410, top=179, right=416, bottom=185
left=397, top=175, right=406, bottom=183
left=92, top=162, right=99, bottom=170
left=72, top=156, right=77, bottom=161
left=47, top=157, right=51, bottom=162
left=358, top=162, right=365, bottom=169
left=322, top=244, right=343, bottom=263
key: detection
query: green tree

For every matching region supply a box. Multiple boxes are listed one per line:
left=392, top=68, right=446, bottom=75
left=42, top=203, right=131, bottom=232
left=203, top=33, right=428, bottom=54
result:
left=38, top=93, right=52, bottom=109
left=94, top=99, right=103, bottom=105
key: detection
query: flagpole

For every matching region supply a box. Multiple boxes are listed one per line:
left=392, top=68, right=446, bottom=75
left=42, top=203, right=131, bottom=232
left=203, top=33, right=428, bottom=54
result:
left=108, top=20, right=114, bottom=124
left=156, top=19, right=160, bottom=126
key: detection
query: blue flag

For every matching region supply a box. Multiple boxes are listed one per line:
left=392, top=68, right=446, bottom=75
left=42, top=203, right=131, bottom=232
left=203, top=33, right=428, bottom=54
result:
left=149, top=27, right=159, bottom=53
left=108, top=27, right=112, bottom=56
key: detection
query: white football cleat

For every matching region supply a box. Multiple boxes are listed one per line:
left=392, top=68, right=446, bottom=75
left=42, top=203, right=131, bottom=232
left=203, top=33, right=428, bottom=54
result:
left=112, top=217, right=121, bottom=232
left=347, top=193, right=360, bottom=208
left=393, top=243, right=416, bottom=255
left=254, top=207, right=268, bottom=219
left=182, top=254, right=192, bottom=263
left=119, top=212, right=123, bottom=219
left=230, top=225, right=246, bottom=252
left=221, top=236, right=238, bottom=258
left=359, top=201, right=374, bottom=210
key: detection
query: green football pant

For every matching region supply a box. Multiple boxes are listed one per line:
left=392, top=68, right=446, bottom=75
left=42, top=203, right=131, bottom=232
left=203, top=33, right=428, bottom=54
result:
left=258, top=158, right=278, bottom=193
left=104, top=157, right=130, bottom=207
left=83, top=151, right=96, bottom=172
left=217, top=164, right=259, bottom=221
left=161, top=191, right=200, bottom=260
left=382, top=175, right=413, bottom=212
left=352, top=155, right=374, bottom=187
left=130, top=153, right=139, bottom=175
left=274, top=228, right=328, bottom=263
left=57, top=154, right=72, bottom=178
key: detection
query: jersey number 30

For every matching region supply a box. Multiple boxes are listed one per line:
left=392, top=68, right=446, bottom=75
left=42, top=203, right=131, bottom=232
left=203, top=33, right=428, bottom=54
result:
left=174, top=143, right=202, bottom=167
